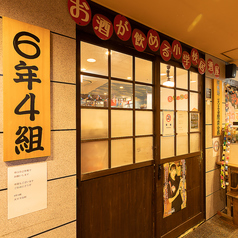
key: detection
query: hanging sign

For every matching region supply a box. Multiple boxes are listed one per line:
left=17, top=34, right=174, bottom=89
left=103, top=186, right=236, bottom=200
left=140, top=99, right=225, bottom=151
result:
left=213, top=79, right=222, bottom=137
left=114, top=15, right=131, bottom=41
left=191, top=48, right=199, bottom=66
left=147, top=29, right=160, bottom=52
left=182, top=51, right=191, bottom=70
left=3, top=17, right=51, bottom=161
left=198, top=58, right=206, bottom=75
left=93, top=14, right=113, bottom=40
left=163, top=159, right=187, bottom=218
left=207, top=58, right=214, bottom=74
left=214, top=63, right=220, bottom=78
left=160, top=40, right=172, bottom=61
left=68, top=0, right=92, bottom=26
left=132, top=29, right=147, bottom=52
left=172, top=40, right=182, bottom=60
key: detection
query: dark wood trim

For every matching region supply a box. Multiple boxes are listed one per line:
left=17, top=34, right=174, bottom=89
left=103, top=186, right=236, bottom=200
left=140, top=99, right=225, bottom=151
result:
left=161, top=212, right=204, bottom=238
left=159, top=152, right=201, bottom=164
left=133, top=56, right=136, bottom=164
left=81, top=160, right=154, bottom=181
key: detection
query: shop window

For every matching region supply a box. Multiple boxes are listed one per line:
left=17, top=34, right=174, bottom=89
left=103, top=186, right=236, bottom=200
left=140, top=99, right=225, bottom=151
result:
left=160, top=63, right=201, bottom=159
left=80, top=42, right=154, bottom=175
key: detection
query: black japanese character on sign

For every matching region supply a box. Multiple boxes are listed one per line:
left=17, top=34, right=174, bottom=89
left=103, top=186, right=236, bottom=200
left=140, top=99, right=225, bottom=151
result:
left=14, top=93, right=40, bottom=121
left=14, top=61, right=41, bottom=90
left=13, top=31, right=41, bottom=59
left=15, top=126, right=44, bottom=155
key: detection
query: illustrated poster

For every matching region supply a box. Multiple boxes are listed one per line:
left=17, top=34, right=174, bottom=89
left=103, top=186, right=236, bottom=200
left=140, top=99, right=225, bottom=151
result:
left=163, top=159, right=187, bottom=218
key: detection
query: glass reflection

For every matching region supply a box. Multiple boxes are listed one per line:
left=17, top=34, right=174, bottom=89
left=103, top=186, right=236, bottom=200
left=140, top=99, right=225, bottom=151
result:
left=135, top=58, right=152, bottom=83
left=111, top=80, right=133, bottom=108
left=135, top=85, right=152, bottom=109
left=81, top=41, right=108, bottom=76
left=111, top=50, right=132, bottom=80
left=81, top=75, right=108, bottom=107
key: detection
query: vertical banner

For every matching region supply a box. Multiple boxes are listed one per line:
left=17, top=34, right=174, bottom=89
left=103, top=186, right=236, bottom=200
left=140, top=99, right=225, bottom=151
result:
left=213, top=79, right=222, bottom=137
left=163, top=159, right=187, bottom=218
left=3, top=17, right=50, bottom=161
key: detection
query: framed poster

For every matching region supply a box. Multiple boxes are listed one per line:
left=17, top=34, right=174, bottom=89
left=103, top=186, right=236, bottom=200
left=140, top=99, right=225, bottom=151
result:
left=163, top=159, right=187, bottom=218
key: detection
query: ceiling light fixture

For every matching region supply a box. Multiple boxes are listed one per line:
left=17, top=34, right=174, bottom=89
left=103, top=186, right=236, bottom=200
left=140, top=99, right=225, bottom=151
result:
left=87, top=58, right=96, bottom=63
left=163, top=65, right=174, bottom=87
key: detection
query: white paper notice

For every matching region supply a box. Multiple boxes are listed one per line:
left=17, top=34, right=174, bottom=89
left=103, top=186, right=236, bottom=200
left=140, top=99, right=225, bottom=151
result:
left=162, top=111, right=174, bottom=136
left=8, top=162, right=47, bottom=219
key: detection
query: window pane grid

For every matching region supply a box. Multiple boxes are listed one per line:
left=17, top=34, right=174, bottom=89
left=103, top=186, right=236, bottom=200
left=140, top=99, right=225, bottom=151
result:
left=160, top=63, right=201, bottom=159
left=81, top=42, right=154, bottom=174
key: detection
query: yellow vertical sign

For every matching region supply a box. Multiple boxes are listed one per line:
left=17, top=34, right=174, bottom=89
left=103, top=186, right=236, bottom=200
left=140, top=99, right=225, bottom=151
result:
left=3, top=17, right=50, bottom=161
left=213, top=79, right=222, bottom=137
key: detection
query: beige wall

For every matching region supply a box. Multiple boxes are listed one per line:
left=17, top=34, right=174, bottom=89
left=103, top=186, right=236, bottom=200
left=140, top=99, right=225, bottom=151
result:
left=0, top=0, right=77, bottom=237
left=205, top=54, right=226, bottom=220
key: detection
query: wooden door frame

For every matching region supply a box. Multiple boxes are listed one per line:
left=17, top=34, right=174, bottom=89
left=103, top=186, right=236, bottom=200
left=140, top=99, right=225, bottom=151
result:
left=154, top=57, right=206, bottom=238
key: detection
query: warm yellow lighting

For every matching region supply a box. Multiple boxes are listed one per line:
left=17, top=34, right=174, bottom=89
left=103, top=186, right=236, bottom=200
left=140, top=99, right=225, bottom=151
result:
left=127, top=77, right=132, bottom=80
left=160, top=73, right=166, bottom=76
left=81, top=68, right=86, bottom=71
left=104, top=93, right=107, bottom=95
left=187, top=14, right=203, bottom=32
left=120, top=86, right=124, bottom=89
left=87, top=58, right=96, bottom=62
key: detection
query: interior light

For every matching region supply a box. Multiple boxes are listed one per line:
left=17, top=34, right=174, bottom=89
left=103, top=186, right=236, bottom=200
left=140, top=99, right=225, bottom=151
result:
left=81, top=75, right=83, bottom=83
left=127, top=77, right=132, bottom=80
left=163, top=81, right=174, bottom=87
left=190, top=80, right=196, bottom=83
left=81, top=68, right=86, bottom=71
left=87, top=58, right=96, bottom=63
left=104, top=93, right=107, bottom=95
left=161, top=73, right=166, bottom=76
left=120, top=86, right=124, bottom=89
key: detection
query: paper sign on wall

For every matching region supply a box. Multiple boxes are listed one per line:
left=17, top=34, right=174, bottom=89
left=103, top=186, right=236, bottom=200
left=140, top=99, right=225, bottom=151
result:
left=162, top=111, right=174, bottom=136
left=8, top=162, right=47, bottom=219
left=3, top=17, right=51, bottom=161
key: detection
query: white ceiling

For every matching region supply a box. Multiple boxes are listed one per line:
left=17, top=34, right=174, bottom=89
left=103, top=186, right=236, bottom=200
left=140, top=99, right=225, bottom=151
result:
left=92, top=0, right=238, bottom=66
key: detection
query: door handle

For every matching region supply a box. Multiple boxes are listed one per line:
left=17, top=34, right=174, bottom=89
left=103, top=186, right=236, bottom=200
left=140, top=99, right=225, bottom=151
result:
left=158, top=164, right=162, bottom=180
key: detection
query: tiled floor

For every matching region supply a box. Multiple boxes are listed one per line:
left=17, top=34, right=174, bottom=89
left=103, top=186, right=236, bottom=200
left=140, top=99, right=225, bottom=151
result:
left=183, top=214, right=238, bottom=238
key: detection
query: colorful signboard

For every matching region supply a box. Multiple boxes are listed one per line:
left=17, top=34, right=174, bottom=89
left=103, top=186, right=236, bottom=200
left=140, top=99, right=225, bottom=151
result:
left=172, top=40, right=182, bottom=60
left=3, top=17, right=51, bottom=161
left=163, top=159, right=187, bottom=218
left=160, top=40, right=172, bottom=61
left=132, top=29, right=147, bottom=52
left=114, top=15, right=131, bottom=41
left=68, top=0, right=92, bottom=26
left=207, top=58, right=214, bottom=74
left=213, top=79, right=222, bottom=137
left=147, top=29, right=160, bottom=52
left=182, top=51, right=191, bottom=70
left=191, top=48, right=199, bottom=66
left=67, top=0, right=205, bottom=74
